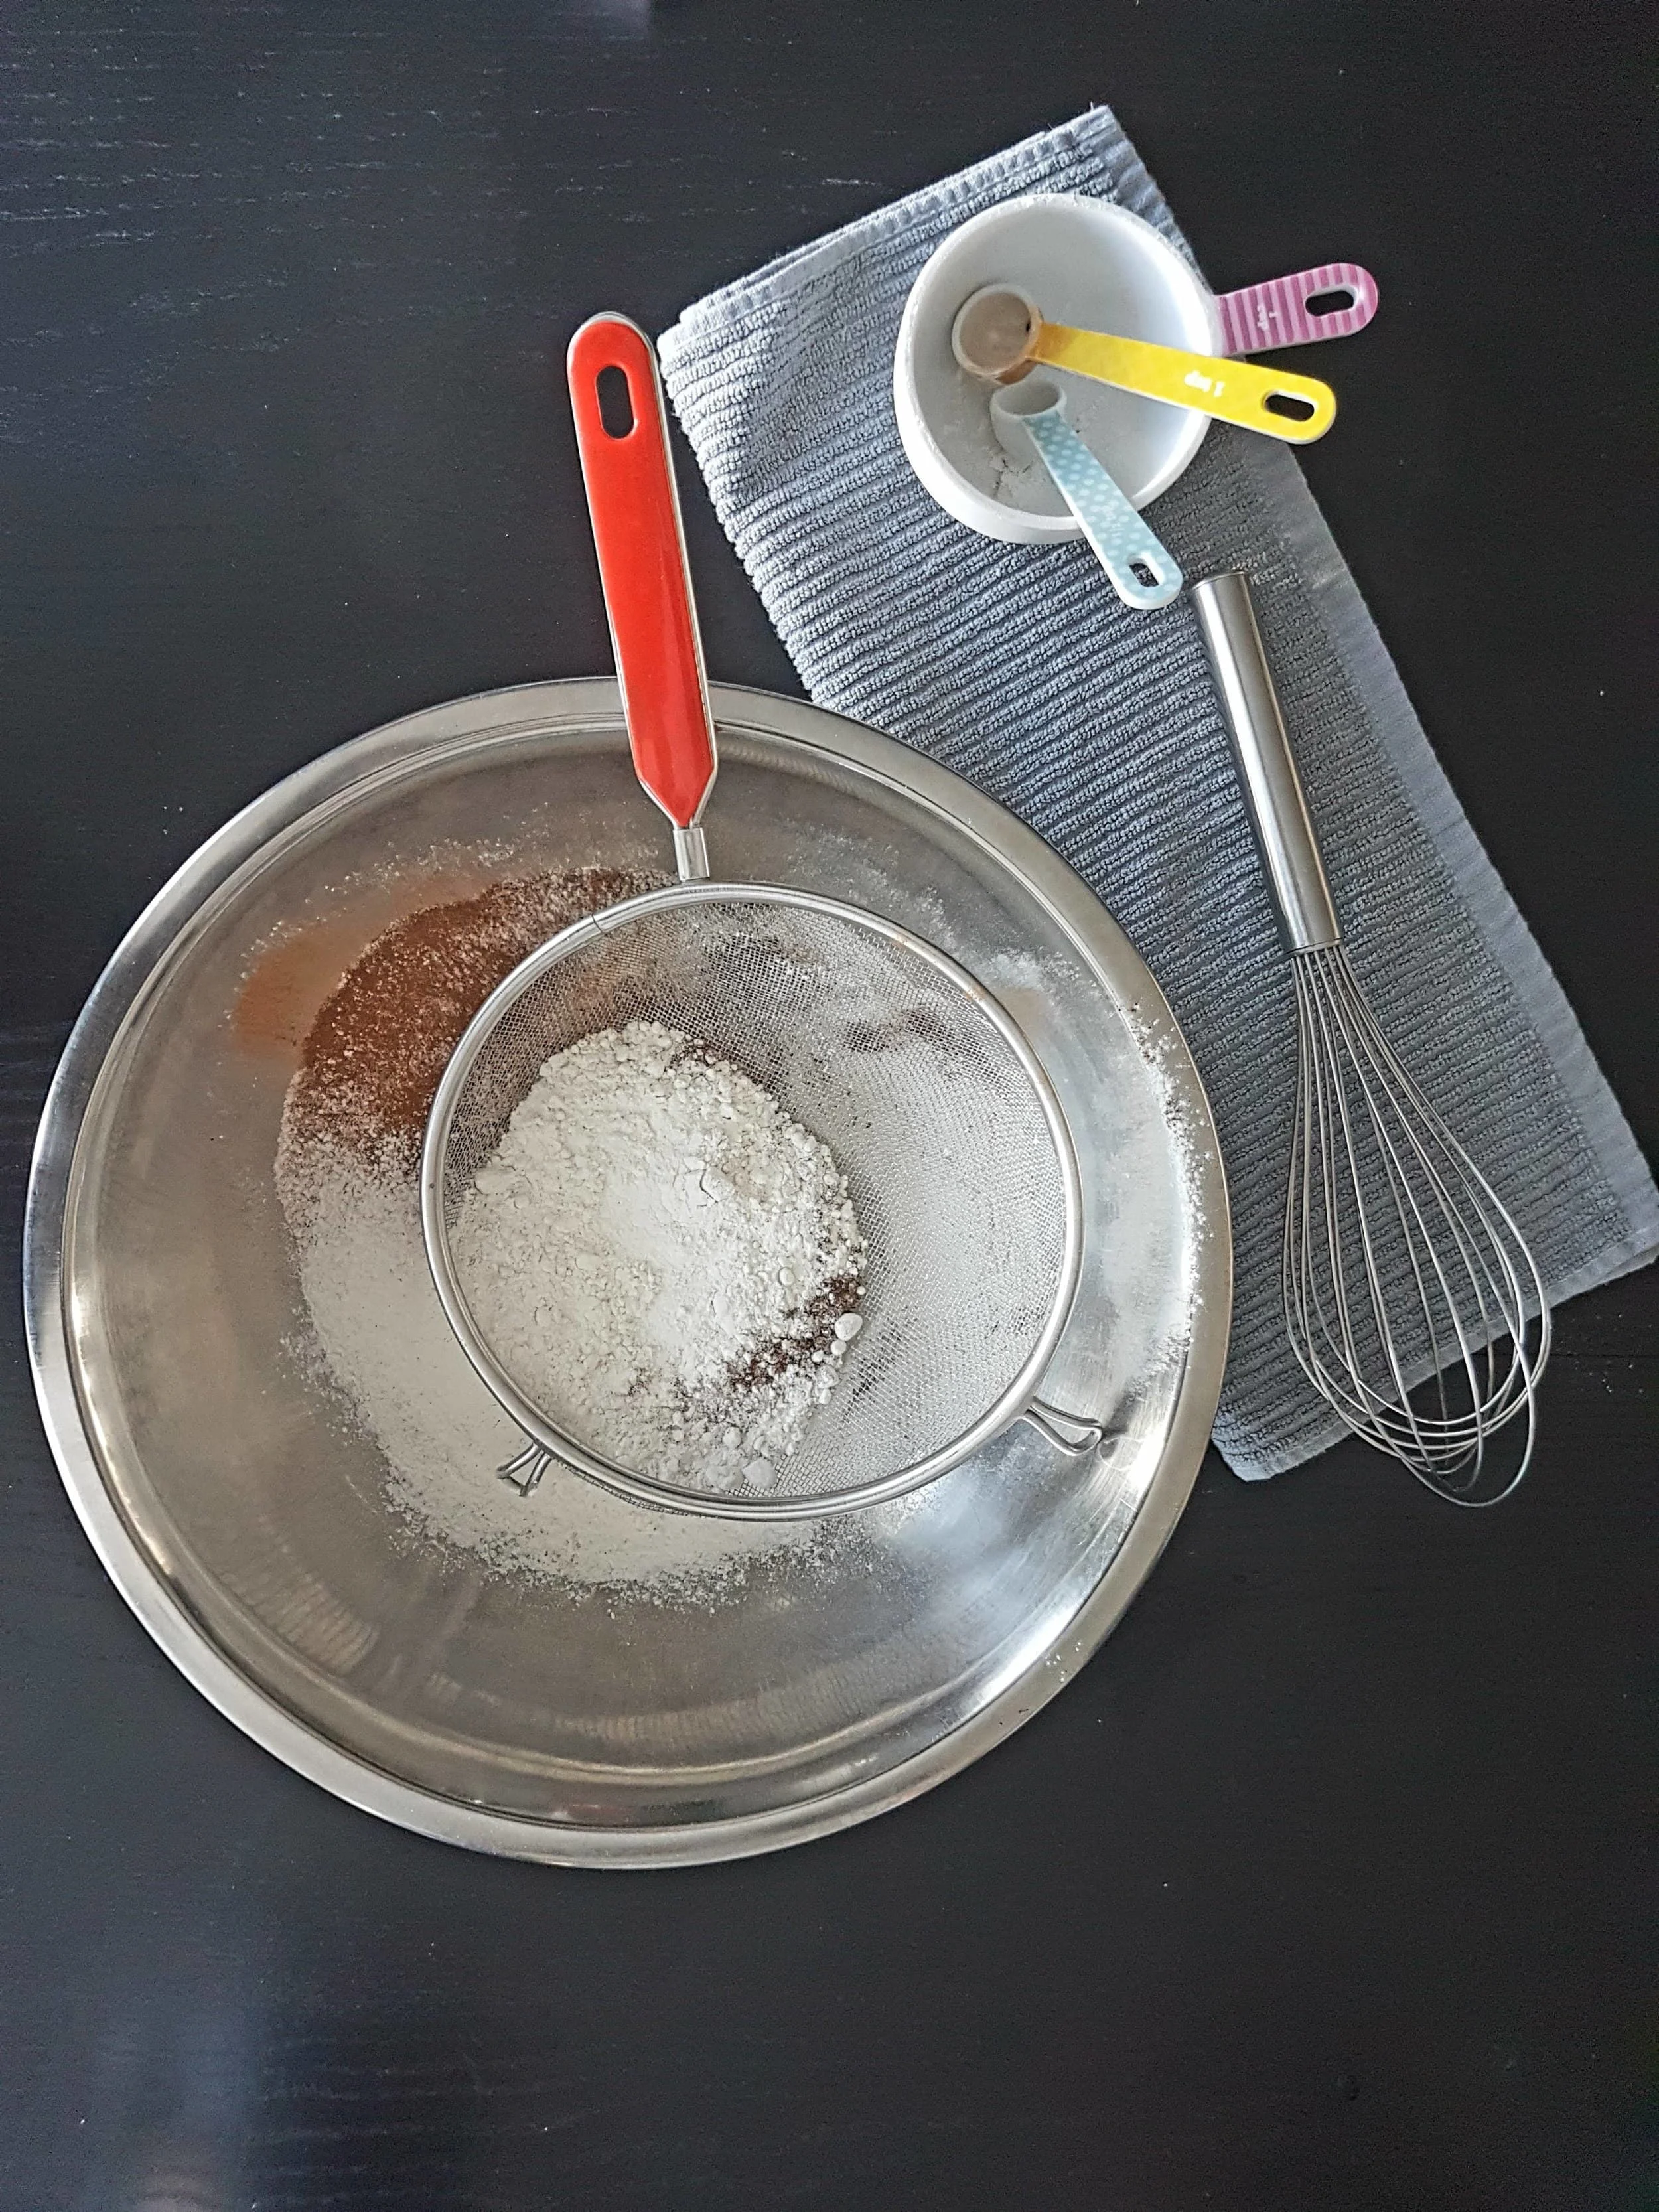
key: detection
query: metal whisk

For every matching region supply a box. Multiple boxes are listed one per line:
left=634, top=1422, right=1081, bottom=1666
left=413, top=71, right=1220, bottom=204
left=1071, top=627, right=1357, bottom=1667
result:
left=1194, top=572, right=1550, bottom=1504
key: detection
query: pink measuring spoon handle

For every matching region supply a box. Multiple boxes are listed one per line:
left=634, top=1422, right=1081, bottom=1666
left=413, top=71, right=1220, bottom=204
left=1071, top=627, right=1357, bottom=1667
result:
left=1215, top=263, right=1380, bottom=356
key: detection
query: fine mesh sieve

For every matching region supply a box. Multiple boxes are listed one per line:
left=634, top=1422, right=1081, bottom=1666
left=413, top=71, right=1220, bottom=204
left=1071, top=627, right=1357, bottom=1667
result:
left=419, top=312, right=1094, bottom=1518
left=423, top=882, right=1087, bottom=1516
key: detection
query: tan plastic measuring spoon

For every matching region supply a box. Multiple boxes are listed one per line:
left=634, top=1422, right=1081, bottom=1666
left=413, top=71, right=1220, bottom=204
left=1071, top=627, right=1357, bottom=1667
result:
left=952, top=283, right=1336, bottom=445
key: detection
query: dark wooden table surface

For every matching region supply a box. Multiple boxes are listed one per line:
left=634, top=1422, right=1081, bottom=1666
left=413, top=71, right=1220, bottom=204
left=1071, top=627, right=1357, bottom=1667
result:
left=3, top=5, right=1652, bottom=2207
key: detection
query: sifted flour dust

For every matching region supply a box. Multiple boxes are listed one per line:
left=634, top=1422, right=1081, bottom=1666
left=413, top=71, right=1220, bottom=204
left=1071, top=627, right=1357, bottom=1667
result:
left=451, top=1021, right=865, bottom=1493
left=276, top=870, right=846, bottom=1597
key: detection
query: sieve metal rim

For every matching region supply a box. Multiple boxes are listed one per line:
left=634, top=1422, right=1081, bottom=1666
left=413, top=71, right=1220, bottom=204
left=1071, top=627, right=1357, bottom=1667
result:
left=420, top=877, right=1086, bottom=1520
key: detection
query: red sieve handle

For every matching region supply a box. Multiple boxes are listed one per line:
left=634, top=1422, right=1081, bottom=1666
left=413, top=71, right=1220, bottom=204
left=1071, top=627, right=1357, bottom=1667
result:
left=567, top=313, right=717, bottom=870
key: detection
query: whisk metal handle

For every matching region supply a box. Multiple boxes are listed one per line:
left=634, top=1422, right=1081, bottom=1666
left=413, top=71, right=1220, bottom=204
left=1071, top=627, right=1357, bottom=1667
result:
left=1192, top=572, right=1340, bottom=954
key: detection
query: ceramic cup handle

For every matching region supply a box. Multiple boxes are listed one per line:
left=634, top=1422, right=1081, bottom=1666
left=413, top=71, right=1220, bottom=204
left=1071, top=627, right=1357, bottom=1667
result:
left=1215, top=263, right=1380, bottom=356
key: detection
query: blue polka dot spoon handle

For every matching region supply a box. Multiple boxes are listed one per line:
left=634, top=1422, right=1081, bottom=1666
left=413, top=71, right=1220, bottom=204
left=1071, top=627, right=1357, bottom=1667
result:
left=993, top=379, right=1181, bottom=611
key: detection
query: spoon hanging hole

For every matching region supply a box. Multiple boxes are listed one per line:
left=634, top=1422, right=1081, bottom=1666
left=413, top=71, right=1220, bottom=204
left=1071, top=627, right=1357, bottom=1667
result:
left=1303, top=287, right=1357, bottom=318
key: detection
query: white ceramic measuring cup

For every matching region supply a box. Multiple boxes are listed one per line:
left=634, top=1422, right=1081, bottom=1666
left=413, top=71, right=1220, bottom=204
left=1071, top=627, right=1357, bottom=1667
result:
left=895, top=194, right=1377, bottom=547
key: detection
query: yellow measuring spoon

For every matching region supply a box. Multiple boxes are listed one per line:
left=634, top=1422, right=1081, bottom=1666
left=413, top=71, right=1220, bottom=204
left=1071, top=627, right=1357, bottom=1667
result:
left=952, top=283, right=1336, bottom=445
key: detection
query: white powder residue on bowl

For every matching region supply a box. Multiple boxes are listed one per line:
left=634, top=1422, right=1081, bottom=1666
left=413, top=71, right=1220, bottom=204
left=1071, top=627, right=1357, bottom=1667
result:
left=281, top=1143, right=835, bottom=1597
left=270, top=870, right=851, bottom=1600
left=978, top=944, right=1211, bottom=1420
left=449, top=1021, right=865, bottom=1495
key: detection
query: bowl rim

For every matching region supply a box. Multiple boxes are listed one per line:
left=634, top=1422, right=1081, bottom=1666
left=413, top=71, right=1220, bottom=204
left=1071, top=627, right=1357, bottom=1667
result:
left=24, top=677, right=1231, bottom=1866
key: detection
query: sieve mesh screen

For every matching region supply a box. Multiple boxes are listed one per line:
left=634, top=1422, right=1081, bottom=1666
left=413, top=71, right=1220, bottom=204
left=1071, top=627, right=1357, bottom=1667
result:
left=429, top=889, right=1075, bottom=1508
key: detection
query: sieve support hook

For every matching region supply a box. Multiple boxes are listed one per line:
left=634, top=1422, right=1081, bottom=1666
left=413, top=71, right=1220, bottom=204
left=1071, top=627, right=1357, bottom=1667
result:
left=1020, top=1399, right=1106, bottom=1457
left=498, top=1441, right=553, bottom=1496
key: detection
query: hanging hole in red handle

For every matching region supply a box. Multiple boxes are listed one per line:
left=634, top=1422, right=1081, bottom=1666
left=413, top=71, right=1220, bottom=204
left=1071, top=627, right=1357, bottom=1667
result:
left=595, top=363, right=634, bottom=438
left=1305, top=287, right=1357, bottom=318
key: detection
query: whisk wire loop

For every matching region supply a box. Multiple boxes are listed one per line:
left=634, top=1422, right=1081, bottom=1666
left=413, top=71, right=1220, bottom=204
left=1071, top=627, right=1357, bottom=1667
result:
left=1283, top=946, right=1549, bottom=1505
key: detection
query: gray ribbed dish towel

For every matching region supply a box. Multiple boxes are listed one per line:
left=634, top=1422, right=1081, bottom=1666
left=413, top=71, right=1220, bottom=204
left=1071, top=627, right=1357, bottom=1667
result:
left=657, top=106, right=1658, bottom=1481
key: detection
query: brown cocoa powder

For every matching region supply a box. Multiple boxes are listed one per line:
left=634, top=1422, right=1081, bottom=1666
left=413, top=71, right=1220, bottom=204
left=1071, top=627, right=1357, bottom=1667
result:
left=284, top=867, right=658, bottom=1170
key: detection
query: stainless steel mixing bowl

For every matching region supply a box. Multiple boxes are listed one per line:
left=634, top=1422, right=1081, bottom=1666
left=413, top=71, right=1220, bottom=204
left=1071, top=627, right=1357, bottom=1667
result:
left=25, top=680, right=1230, bottom=1865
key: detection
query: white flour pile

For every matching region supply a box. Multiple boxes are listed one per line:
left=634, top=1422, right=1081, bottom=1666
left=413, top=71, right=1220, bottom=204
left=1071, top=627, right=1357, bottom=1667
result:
left=449, top=1021, right=866, bottom=1493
